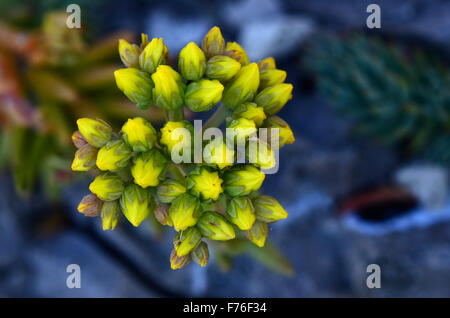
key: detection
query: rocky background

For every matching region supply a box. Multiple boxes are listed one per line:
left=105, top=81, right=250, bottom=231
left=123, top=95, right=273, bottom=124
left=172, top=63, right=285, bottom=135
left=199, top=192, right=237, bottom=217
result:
left=1, top=0, right=450, bottom=297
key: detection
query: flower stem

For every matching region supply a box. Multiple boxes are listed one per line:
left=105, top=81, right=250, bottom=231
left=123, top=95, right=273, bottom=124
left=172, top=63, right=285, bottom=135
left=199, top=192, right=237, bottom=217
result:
left=165, top=108, right=184, bottom=121
left=203, top=103, right=232, bottom=130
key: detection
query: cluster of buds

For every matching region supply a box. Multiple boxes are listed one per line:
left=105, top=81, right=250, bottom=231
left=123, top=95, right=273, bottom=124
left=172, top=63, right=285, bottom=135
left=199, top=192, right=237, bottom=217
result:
left=71, top=26, right=295, bottom=270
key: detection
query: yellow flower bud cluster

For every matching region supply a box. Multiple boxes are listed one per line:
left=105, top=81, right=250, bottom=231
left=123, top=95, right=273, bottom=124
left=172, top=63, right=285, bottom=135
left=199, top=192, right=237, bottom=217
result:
left=72, top=26, right=294, bottom=271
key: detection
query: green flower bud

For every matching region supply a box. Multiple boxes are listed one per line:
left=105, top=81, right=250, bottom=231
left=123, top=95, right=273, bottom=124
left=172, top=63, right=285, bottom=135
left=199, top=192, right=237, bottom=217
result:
left=253, top=194, right=288, bottom=223
left=169, top=193, right=201, bottom=231
left=160, top=120, right=194, bottom=155
left=191, top=241, right=209, bottom=267
left=247, top=139, right=276, bottom=170
left=222, top=63, right=260, bottom=110
left=259, top=69, right=286, bottom=91
left=151, top=65, right=185, bottom=110
left=170, top=248, right=191, bottom=270
left=187, top=166, right=224, bottom=201
left=262, top=116, right=295, bottom=147
left=131, top=148, right=167, bottom=188
left=244, top=220, right=268, bottom=247
left=201, top=26, right=225, bottom=59
left=96, top=140, right=132, bottom=171
left=114, top=68, right=154, bottom=110
left=101, top=200, right=121, bottom=230
left=71, top=144, right=98, bottom=171
left=178, top=42, right=206, bottom=81
left=121, top=117, right=157, bottom=152
left=185, top=79, right=223, bottom=112
left=77, top=118, right=112, bottom=148
left=226, top=117, right=257, bottom=141
left=257, top=57, right=276, bottom=71
left=120, top=184, right=154, bottom=227
left=254, top=83, right=293, bottom=116
left=154, top=204, right=173, bottom=226
left=226, top=196, right=256, bottom=230
left=233, top=102, right=266, bottom=127
left=118, top=38, right=140, bottom=68
left=205, top=55, right=241, bottom=82
left=156, top=179, right=186, bottom=204
left=203, top=139, right=235, bottom=170
left=89, top=173, right=124, bottom=201
left=223, top=164, right=265, bottom=197
left=72, top=130, right=87, bottom=148
left=77, top=193, right=102, bottom=217
left=173, top=226, right=202, bottom=256
left=197, top=211, right=235, bottom=241
left=225, top=41, right=249, bottom=66
left=139, top=37, right=169, bottom=74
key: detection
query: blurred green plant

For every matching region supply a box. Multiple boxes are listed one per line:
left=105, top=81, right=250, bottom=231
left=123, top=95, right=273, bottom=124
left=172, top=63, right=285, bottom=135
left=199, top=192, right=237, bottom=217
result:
left=306, top=35, right=450, bottom=164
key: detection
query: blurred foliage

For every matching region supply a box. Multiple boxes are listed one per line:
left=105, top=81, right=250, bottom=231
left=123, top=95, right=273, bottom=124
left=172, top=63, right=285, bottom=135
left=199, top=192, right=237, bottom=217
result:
left=307, top=35, right=450, bottom=164
left=0, top=11, right=164, bottom=199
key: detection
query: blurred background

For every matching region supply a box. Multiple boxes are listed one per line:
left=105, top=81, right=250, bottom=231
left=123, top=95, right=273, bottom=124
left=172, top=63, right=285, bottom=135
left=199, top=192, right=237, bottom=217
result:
left=0, top=0, right=450, bottom=297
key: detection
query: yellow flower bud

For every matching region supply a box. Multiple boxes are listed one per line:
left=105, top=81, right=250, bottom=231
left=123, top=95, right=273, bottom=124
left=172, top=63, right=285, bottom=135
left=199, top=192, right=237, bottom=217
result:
left=259, top=69, right=286, bottom=90
left=71, top=144, right=98, bottom=171
left=201, top=26, right=225, bottom=59
left=226, top=117, right=257, bottom=141
left=131, top=149, right=167, bottom=188
left=247, top=139, right=276, bottom=170
left=222, top=63, right=260, bottom=110
left=101, top=200, right=121, bottom=230
left=223, top=164, right=265, bottom=197
left=139, top=37, right=169, bottom=73
left=89, top=172, right=124, bottom=201
left=77, top=118, right=112, bottom=148
left=170, top=248, right=191, bottom=270
left=96, top=140, right=132, bottom=171
left=77, top=193, right=102, bottom=217
left=232, top=102, right=266, bottom=127
left=244, top=220, right=268, bottom=247
left=140, top=33, right=149, bottom=49
left=154, top=204, right=173, bottom=226
left=257, top=57, right=276, bottom=71
left=173, top=227, right=202, bottom=256
left=197, top=211, right=235, bottom=241
left=226, top=196, right=256, bottom=230
left=205, top=55, right=241, bottom=82
left=151, top=65, right=185, bottom=110
left=72, top=130, right=87, bottom=148
left=159, top=120, right=193, bottom=155
left=120, top=184, right=154, bottom=227
left=121, top=117, right=157, bottom=152
left=203, top=139, right=235, bottom=170
left=156, top=179, right=186, bottom=204
left=262, top=116, right=295, bottom=147
left=191, top=241, right=209, bottom=267
left=178, top=42, right=206, bottom=81
left=118, top=39, right=140, bottom=68
left=253, top=194, right=288, bottom=223
left=187, top=166, right=224, bottom=201
left=169, top=193, right=201, bottom=231
left=114, top=68, right=153, bottom=110
left=225, top=41, right=249, bottom=66
left=254, top=83, right=293, bottom=116
left=185, top=79, right=223, bottom=112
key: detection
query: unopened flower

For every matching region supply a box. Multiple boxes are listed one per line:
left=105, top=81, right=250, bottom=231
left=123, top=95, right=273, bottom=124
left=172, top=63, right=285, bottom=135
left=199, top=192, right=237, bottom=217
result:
left=114, top=68, right=153, bottom=110
left=222, top=63, right=259, bottom=110
left=156, top=179, right=186, bottom=204
left=89, top=173, right=124, bottom=201
left=254, top=83, right=293, bottom=116
left=262, top=116, right=295, bottom=148
left=257, top=57, right=276, bottom=71
left=96, top=140, right=132, bottom=171
left=244, top=220, right=268, bottom=247
left=159, top=120, right=193, bottom=155
left=197, top=211, right=235, bottom=241
left=223, top=164, right=265, bottom=197
left=154, top=204, right=173, bottom=226
left=120, top=184, right=154, bottom=227
left=185, top=79, right=223, bottom=112
left=226, top=117, right=257, bottom=141
left=169, top=193, right=201, bottom=231
left=72, top=130, right=87, bottom=148
left=71, top=144, right=98, bottom=171
left=139, top=37, right=169, bottom=73
left=170, top=248, right=191, bottom=270
left=151, top=65, right=185, bottom=110
left=206, top=55, right=241, bottom=82
left=174, top=226, right=202, bottom=256
left=187, top=166, right=223, bottom=201
left=226, top=196, right=256, bottom=230
left=121, top=117, right=157, bottom=152
left=77, top=118, right=112, bottom=148
left=131, top=149, right=167, bottom=188
left=201, top=26, right=225, bottom=59
left=101, top=200, right=121, bottom=230
left=233, top=102, right=266, bottom=127
left=78, top=193, right=102, bottom=217
left=118, top=38, right=140, bottom=68
left=259, top=69, right=286, bottom=91
left=247, top=139, right=276, bottom=170
left=253, top=194, right=288, bottom=223
left=225, top=41, right=249, bottom=66
left=191, top=241, right=209, bottom=267
left=203, top=139, right=234, bottom=170
left=178, top=42, right=206, bottom=81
